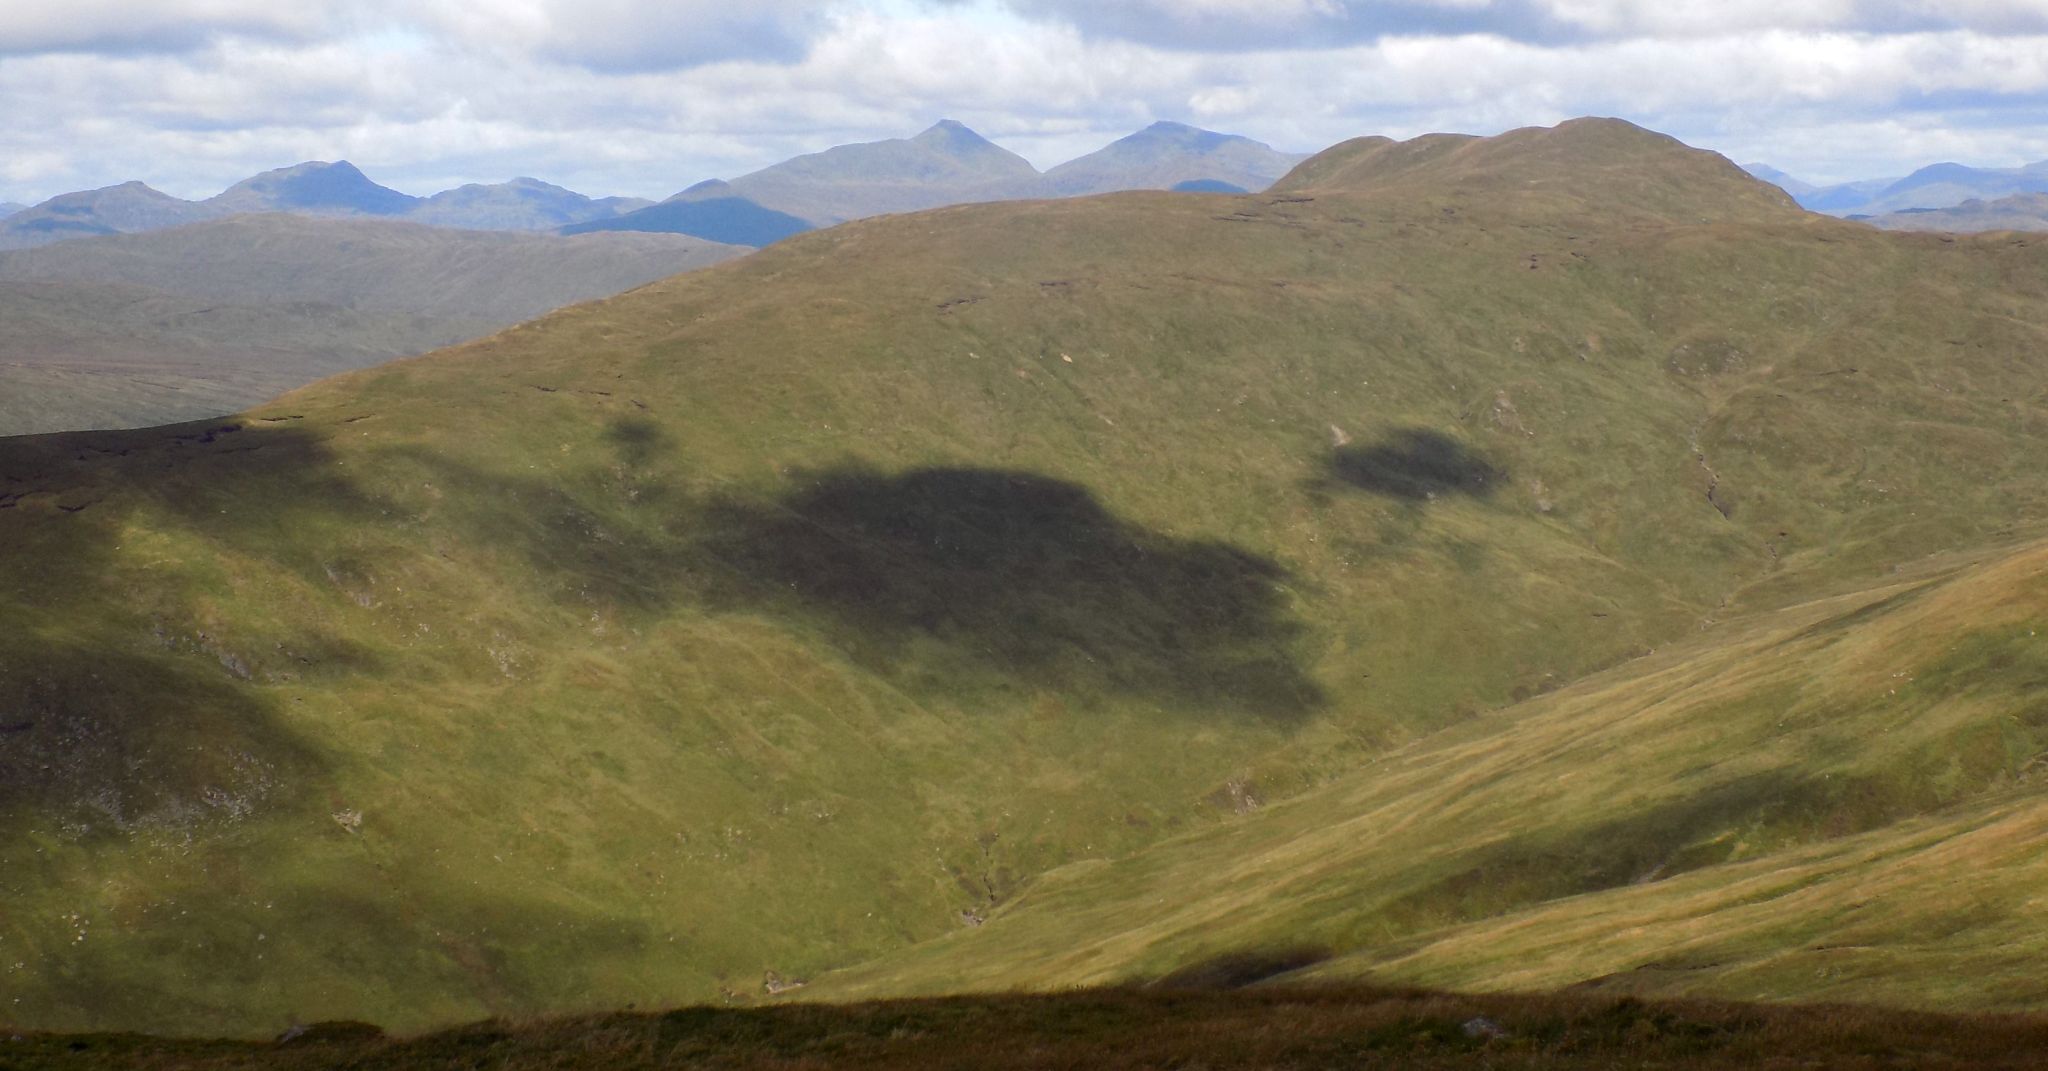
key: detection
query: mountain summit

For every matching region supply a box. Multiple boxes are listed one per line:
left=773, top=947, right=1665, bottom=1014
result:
left=409, top=177, right=652, bottom=230
left=1043, top=120, right=1306, bottom=195
left=909, top=118, right=1012, bottom=157
left=1273, top=116, right=1800, bottom=223
left=0, top=181, right=221, bottom=249
left=689, top=119, right=1042, bottom=224
left=206, top=160, right=422, bottom=217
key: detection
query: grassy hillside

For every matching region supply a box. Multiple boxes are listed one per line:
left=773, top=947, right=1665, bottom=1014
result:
left=812, top=534, right=2048, bottom=1009
left=2, top=119, right=2046, bottom=1038
left=0, top=216, right=744, bottom=435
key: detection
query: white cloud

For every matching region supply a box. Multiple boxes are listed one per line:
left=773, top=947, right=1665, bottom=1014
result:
left=398, top=0, right=829, bottom=72
left=0, top=0, right=344, bottom=53
left=2, top=1, right=2047, bottom=203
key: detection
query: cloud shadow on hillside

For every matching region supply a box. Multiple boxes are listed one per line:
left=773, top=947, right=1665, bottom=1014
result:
left=1328, top=428, right=1502, bottom=501
left=176, top=419, right=1327, bottom=723
left=0, top=421, right=359, bottom=841
left=0, top=643, right=330, bottom=841
left=685, top=465, right=1325, bottom=721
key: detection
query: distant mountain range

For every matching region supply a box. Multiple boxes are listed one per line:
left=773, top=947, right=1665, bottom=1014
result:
left=0, top=120, right=1307, bottom=250
left=0, top=202, right=24, bottom=219
left=1862, top=191, right=2048, bottom=233
left=568, top=119, right=1304, bottom=239
left=1745, top=158, right=2048, bottom=221
left=0, top=164, right=654, bottom=251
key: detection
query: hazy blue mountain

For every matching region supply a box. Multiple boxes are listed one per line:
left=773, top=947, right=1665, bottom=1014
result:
left=1748, top=157, right=2048, bottom=216
left=0, top=121, right=1310, bottom=249
left=205, top=160, right=421, bottom=216
left=1792, top=178, right=1898, bottom=213
left=0, top=202, right=24, bottom=219
left=560, top=195, right=812, bottom=246
left=1850, top=160, right=2048, bottom=215
left=1743, top=163, right=1893, bottom=213
left=409, top=177, right=653, bottom=230
left=0, top=182, right=223, bottom=250
left=1043, top=121, right=1307, bottom=196
left=700, top=119, right=1044, bottom=225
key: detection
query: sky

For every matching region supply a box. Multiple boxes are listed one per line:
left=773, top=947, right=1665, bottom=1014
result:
left=3, top=0, right=2048, bottom=204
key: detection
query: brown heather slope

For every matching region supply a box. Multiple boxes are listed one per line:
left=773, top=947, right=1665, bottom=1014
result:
left=1, top=119, right=2046, bottom=1037
left=14, top=986, right=2048, bottom=1069
left=1272, top=117, right=1799, bottom=223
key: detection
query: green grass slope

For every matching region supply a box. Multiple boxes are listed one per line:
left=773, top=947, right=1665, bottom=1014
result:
left=1, top=119, right=2045, bottom=1037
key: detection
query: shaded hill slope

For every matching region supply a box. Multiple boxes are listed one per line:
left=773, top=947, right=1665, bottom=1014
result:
left=560, top=195, right=814, bottom=246
left=0, top=215, right=745, bottom=434
left=3, top=119, right=2048, bottom=1037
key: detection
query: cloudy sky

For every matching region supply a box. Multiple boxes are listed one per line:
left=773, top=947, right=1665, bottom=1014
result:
left=4, top=0, right=2048, bottom=204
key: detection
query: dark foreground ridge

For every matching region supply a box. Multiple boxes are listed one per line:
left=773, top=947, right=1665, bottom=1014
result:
left=10, top=985, right=2048, bottom=1069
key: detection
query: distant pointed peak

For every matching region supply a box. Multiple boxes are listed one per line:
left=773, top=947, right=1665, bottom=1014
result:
left=913, top=119, right=998, bottom=151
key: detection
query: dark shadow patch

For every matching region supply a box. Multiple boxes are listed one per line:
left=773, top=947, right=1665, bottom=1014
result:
left=341, top=447, right=1321, bottom=719
left=604, top=416, right=671, bottom=467
left=0, top=641, right=328, bottom=842
left=1328, top=429, right=1502, bottom=501
left=689, top=465, right=1324, bottom=720
left=1151, top=946, right=1333, bottom=990
left=0, top=421, right=357, bottom=841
